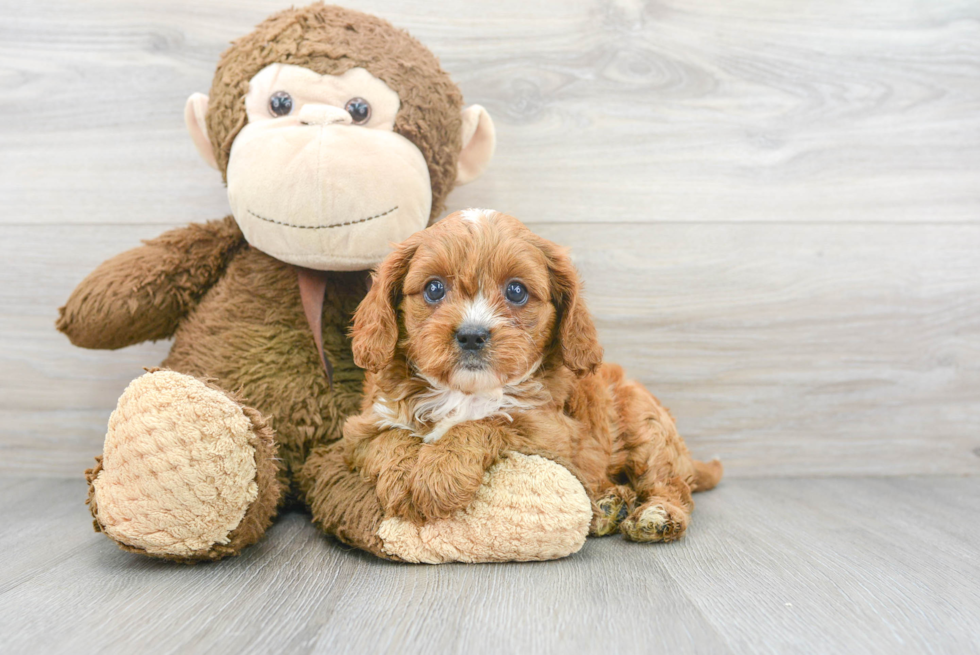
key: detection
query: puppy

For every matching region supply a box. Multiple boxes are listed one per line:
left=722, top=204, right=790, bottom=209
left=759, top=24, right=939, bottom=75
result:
left=343, top=209, right=722, bottom=542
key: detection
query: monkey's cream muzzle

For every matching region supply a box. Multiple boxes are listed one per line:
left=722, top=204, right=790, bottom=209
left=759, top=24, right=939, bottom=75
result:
left=188, top=64, right=429, bottom=271
left=185, top=62, right=495, bottom=272
left=227, top=114, right=431, bottom=271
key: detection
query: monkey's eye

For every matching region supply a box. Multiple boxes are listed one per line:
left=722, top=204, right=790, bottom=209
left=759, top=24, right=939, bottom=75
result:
left=423, top=278, right=446, bottom=304
left=505, top=280, right=529, bottom=305
left=344, top=97, right=372, bottom=124
left=269, top=91, right=293, bottom=117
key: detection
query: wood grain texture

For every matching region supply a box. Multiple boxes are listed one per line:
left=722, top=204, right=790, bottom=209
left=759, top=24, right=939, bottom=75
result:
left=1, top=475, right=978, bottom=654
left=1, top=0, right=978, bottom=226
left=5, top=223, right=979, bottom=478
left=2, top=0, right=979, bottom=477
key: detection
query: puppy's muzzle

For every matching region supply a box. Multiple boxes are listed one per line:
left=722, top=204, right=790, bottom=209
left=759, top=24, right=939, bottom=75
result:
left=456, top=326, right=490, bottom=352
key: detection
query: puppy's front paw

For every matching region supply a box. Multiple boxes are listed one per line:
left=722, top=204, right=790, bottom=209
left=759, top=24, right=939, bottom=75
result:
left=375, top=468, right=422, bottom=524
left=620, top=499, right=689, bottom=543
left=410, top=464, right=483, bottom=522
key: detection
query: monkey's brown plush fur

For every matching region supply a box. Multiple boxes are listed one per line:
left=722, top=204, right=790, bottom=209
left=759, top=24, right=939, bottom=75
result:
left=58, top=215, right=376, bottom=558
left=57, top=4, right=492, bottom=562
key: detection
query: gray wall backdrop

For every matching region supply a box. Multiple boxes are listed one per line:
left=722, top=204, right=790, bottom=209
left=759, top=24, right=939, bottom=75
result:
left=2, top=0, right=978, bottom=478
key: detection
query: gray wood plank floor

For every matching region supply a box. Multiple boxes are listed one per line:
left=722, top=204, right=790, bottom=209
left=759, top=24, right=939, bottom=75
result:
left=1, top=475, right=977, bottom=655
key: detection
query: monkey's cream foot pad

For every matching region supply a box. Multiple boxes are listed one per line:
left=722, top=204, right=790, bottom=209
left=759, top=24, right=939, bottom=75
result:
left=89, top=371, right=260, bottom=558
left=377, top=453, right=592, bottom=563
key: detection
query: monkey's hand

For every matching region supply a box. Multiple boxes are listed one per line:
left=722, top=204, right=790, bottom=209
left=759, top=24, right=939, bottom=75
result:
left=57, top=217, right=243, bottom=350
left=410, top=422, right=505, bottom=523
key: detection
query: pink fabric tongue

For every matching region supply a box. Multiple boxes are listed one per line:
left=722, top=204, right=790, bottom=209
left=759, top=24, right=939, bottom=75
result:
left=295, top=266, right=333, bottom=387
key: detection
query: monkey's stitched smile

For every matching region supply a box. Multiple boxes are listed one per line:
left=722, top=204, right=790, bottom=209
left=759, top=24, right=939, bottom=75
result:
left=247, top=206, right=398, bottom=230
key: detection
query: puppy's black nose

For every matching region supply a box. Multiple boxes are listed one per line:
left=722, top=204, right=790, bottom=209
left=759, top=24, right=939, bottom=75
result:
left=456, top=326, right=490, bottom=351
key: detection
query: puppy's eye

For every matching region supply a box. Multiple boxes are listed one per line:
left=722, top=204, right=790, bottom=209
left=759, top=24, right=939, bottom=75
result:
left=344, top=97, right=372, bottom=124
left=269, top=91, right=293, bottom=117
left=505, top=280, right=528, bottom=305
left=423, top=278, right=446, bottom=304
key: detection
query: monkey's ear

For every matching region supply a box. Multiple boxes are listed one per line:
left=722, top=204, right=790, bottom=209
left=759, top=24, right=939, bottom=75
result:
left=455, top=105, right=495, bottom=185
left=184, top=93, right=219, bottom=170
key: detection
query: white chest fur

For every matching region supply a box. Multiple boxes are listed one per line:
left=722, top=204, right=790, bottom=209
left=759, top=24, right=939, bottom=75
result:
left=374, top=383, right=539, bottom=443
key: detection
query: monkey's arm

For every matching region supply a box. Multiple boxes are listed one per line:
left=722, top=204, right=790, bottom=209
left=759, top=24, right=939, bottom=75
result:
left=57, top=217, right=244, bottom=349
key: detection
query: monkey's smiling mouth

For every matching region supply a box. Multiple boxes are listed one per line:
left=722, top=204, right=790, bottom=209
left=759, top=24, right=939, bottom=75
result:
left=247, top=206, right=398, bottom=230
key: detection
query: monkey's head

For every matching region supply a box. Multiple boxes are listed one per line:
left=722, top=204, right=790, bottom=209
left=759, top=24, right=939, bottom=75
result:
left=184, top=4, right=495, bottom=271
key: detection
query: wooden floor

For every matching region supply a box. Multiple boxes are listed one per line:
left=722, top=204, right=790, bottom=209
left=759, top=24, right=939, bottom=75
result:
left=1, top=474, right=978, bottom=654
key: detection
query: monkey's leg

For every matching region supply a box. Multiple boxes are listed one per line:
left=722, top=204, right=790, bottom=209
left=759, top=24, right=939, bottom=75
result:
left=299, top=446, right=592, bottom=564
left=86, top=370, right=284, bottom=562
left=298, top=441, right=394, bottom=559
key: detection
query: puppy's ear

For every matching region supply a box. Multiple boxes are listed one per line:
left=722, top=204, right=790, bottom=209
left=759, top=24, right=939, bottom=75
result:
left=351, top=235, right=421, bottom=372
left=534, top=235, right=603, bottom=375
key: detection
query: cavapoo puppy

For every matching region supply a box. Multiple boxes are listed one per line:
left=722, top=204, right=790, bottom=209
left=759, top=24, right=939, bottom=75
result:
left=343, top=209, right=722, bottom=543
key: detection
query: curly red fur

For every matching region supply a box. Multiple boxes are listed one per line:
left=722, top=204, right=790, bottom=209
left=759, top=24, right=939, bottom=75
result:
left=344, top=210, right=722, bottom=540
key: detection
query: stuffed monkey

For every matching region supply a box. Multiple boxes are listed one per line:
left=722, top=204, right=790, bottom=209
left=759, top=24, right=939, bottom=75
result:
left=57, top=4, right=591, bottom=563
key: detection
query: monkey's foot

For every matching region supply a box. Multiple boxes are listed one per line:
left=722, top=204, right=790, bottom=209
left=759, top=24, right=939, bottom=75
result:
left=86, top=370, right=282, bottom=562
left=377, top=453, right=592, bottom=563
left=619, top=499, right=689, bottom=544
left=591, top=485, right=637, bottom=536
